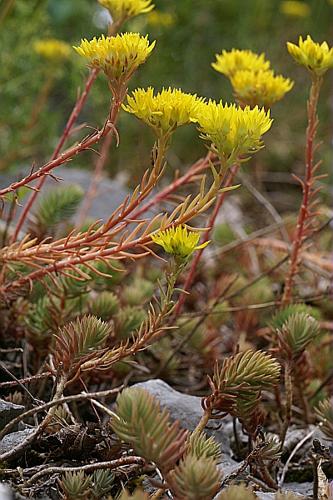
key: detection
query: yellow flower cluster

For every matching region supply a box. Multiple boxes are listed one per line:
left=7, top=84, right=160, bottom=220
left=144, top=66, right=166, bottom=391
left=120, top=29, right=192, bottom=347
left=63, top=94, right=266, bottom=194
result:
left=34, top=39, right=71, bottom=62
left=98, top=0, right=154, bottom=22
left=151, top=226, right=209, bottom=260
left=196, top=101, right=272, bottom=161
left=280, top=1, right=310, bottom=18
left=73, top=33, right=155, bottom=85
left=230, top=69, right=294, bottom=108
left=287, top=35, right=333, bottom=76
left=212, top=48, right=292, bottom=108
left=123, top=87, right=205, bottom=138
left=212, top=49, right=270, bottom=78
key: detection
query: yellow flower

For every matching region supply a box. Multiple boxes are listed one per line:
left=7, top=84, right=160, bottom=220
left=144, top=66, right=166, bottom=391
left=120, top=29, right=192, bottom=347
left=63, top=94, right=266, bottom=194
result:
left=212, top=49, right=270, bottom=78
left=123, top=87, right=205, bottom=138
left=287, top=35, right=333, bottom=76
left=151, top=226, right=209, bottom=259
left=98, top=0, right=154, bottom=22
left=280, top=1, right=311, bottom=17
left=34, top=38, right=71, bottom=62
left=147, top=10, right=175, bottom=27
left=196, top=100, right=272, bottom=161
left=230, top=69, right=294, bottom=108
left=73, top=33, right=155, bottom=85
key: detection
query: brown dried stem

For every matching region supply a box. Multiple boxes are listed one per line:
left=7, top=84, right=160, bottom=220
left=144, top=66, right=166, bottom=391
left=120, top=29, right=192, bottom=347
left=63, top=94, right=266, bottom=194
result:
left=0, top=373, right=67, bottom=462
left=24, top=456, right=145, bottom=486
left=0, top=386, right=122, bottom=440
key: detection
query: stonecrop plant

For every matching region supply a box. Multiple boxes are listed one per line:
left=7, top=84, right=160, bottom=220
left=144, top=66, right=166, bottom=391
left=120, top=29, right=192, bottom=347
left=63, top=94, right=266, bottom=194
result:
left=213, top=48, right=293, bottom=108
left=0, top=1, right=332, bottom=499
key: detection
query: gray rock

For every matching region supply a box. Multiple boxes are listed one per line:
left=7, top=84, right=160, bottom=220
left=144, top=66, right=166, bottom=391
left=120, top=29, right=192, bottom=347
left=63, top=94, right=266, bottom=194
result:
left=0, top=166, right=129, bottom=226
left=0, top=483, right=13, bottom=500
left=284, top=482, right=312, bottom=497
left=0, top=399, right=25, bottom=431
left=257, top=482, right=312, bottom=499
left=50, top=167, right=129, bottom=223
left=283, top=425, right=326, bottom=457
left=216, top=484, right=310, bottom=499
left=257, top=491, right=306, bottom=500
left=0, top=428, right=35, bottom=455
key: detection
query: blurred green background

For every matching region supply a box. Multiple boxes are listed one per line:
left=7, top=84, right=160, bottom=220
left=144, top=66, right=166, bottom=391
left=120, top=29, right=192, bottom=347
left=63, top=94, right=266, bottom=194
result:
left=0, top=0, right=332, bottom=190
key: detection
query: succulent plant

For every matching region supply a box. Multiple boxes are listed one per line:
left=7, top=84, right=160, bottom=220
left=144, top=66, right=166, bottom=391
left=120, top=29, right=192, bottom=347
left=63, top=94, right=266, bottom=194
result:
left=122, top=277, right=154, bottom=306
left=59, top=471, right=91, bottom=499
left=316, top=398, right=333, bottom=440
left=89, top=291, right=120, bottom=320
left=167, top=453, right=221, bottom=499
left=187, top=431, right=221, bottom=461
left=111, top=388, right=188, bottom=473
left=53, top=315, right=112, bottom=379
left=277, top=312, right=320, bottom=359
left=218, top=484, right=257, bottom=499
left=30, top=184, right=84, bottom=238
left=203, top=350, right=281, bottom=434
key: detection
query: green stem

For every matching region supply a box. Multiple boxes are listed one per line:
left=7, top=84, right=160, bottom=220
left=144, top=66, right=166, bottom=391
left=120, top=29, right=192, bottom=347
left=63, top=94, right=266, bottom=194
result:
left=192, top=410, right=211, bottom=437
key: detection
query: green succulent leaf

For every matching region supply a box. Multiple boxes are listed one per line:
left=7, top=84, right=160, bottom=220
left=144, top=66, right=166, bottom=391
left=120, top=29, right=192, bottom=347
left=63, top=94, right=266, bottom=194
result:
left=316, top=398, right=333, bottom=440
left=89, top=291, right=120, bottom=320
left=187, top=431, right=221, bottom=461
left=91, top=469, right=114, bottom=497
left=208, top=350, right=281, bottom=431
left=116, top=306, right=146, bottom=339
left=254, top=433, right=282, bottom=463
left=59, top=471, right=91, bottom=499
left=167, top=453, right=221, bottom=500
left=278, top=312, right=320, bottom=357
left=53, top=315, right=112, bottom=373
left=271, top=304, right=321, bottom=331
left=118, top=489, right=149, bottom=500
left=31, top=184, right=84, bottom=236
left=112, top=388, right=188, bottom=473
left=218, top=484, right=257, bottom=500
left=92, top=260, right=126, bottom=289
left=122, top=277, right=154, bottom=306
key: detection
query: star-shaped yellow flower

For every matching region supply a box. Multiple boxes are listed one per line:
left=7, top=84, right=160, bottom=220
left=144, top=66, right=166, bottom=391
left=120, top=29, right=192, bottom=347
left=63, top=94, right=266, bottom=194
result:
left=287, top=35, right=333, bottom=76
left=151, top=226, right=209, bottom=260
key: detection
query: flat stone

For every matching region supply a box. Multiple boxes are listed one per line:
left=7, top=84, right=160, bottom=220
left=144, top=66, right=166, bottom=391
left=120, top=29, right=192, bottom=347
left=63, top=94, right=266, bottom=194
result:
left=0, top=483, right=13, bottom=500
left=0, top=399, right=25, bottom=431
left=0, top=167, right=130, bottom=226
left=0, top=428, right=35, bottom=455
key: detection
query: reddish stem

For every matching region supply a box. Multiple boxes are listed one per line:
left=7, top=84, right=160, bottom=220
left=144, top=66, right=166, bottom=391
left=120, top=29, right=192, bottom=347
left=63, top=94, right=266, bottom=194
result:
left=9, top=69, right=99, bottom=242
left=1, top=173, right=220, bottom=295
left=282, top=76, right=322, bottom=305
left=174, top=163, right=240, bottom=317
